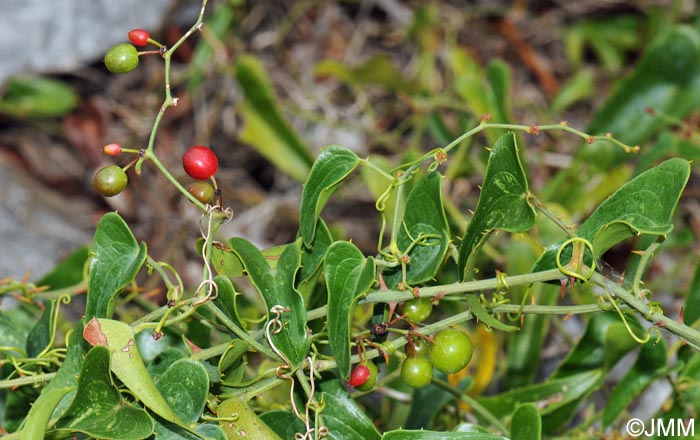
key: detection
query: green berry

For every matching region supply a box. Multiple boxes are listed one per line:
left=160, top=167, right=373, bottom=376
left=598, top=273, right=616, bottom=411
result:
left=355, top=362, right=379, bottom=392
left=401, top=297, right=433, bottom=323
left=187, top=181, right=215, bottom=204
left=105, top=43, right=139, bottom=74
left=405, top=337, right=431, bottom=358
left=430, top=328, right=473, bottom=374
left=93, top=165, right=128, bottom=197
left=401, top=356, right=433, bottom=388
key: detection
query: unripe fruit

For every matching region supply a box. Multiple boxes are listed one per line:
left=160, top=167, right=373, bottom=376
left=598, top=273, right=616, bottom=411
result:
left=104, top=44, right=139, bottom=74
left=401, top=297, right=433, bottom=323
left=355, top=362, right=379, bottom=392
left=405, top=337, right=431, bottom=358
left=348, top=364, right=370, bottom=387
left=187, top=181, right=215, bottom=204
left=182, top=145, right=218, bottom=180
left=93, top=165, right=128, bottom=197
left=128, top=29, right=150, bottom=47
left=401, top=356, right=433, bottom=388
left=430, top=328, right=473, bottom=374
left=102, top=143, right=122, bottom=156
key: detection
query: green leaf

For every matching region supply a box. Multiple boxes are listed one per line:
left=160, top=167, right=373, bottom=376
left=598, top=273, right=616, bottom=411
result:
left=217, top=397, right=282, bottom=439
left=156, top=359, right=209, bottom=424
left=382, top=430, right=510, bottom=439
left=404, top=374, right=469, bottom=429
left=20, top=386, right=72, bottom=440
left=300, top=219, right=333, bottom=283
left=235, top=55, right=314, bottom=181
left=581, top=26, right=700, bottom=169
left=533, top=158, right=690, bottom=271
left=602, top=339, right=670, bottom=427
left=510, top=404, right=541, bottom=440
left=458, top=132, right=535, bottom=280
left=260, top=411, right=307, bottom=439
left=476, top=369, right=602, bottom=420
left=82, top=318, right=194, bottom=433
left=299, top=146, right=359, bottom=246
left=320, top=379, right=381, bottom=440
left=25, top=299, right=58, bottom=357
left=40, top=327, right=86, bottom=419
left=86, top=212, right=147, bottom=319
left=383, top=172, right=450, bottom=287
left=551, top=312, right=640, bottom=378
left=324, top=241, right=376, bottom=380
left=35, top=245, right=89, bottom=289
left=0, top=75, right=79, bottom=118
left=684, top=258, right=700, bottom=326
left=229, top=238, right=309, bottom=367
left=55, top=346, right=154, bottom=440
left=314, top=55, right=413, bottom=92
left=465, top=296, right=518, bottom=332
left=213, top=275, right=246, bottom=330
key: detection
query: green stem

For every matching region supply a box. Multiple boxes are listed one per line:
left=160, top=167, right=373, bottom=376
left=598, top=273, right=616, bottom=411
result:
left=591, top=271, right=700, bottom=350
left=360, top=268, right=563, bottom=304
left=0, top=372, right=56, bottom=390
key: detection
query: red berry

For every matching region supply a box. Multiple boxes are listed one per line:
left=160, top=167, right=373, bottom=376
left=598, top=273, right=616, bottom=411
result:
left=102, top=143, right=122, bottom=156
left=348, top=365, right=370, bottom=387
left=128, top=29, right=150, bottom=47
left=182, top=145, right=218, bottom=180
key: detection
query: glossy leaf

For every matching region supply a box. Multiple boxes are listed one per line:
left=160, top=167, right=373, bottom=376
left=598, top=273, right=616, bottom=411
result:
left=324, top=241, right=376, bottom=380
left=510, top=403, right=541, bottom=440
left=229, top=238, right=309, bottom=368
left=382, top=431, right=509, bottom=439
left=55, top=346, right=154, bottom=439
left=82, top=318, right=194, bottom=433
left=476, top=369, right=602, bottom=420
left=602, top=339, right=670, bottom=427
left=458, top=132, right=535, bottom=280
left=25, top=299, right=57, bottom=358
left=533, top=159, right=690, bottom=272
left=235, top=55, right=314, bottom=181
left=20, top=386, right=72, bottom=440
left=581, top=26, right=700, bottom=169
left=217, top=397, right=282, bottom=439
left=39, top=327, right=86, bottom=419
left=260, top=411, right=307, bottom=439
left=156, top=359, right=209, bottom=424
left=35, top=245, right=88, bottom=289
left=86, top=212, right=147, bottom=319
left=320, top=379, right=381, bottom=440
left=299, top=145, right=359, bottom=246
left=300, top=219, right=333, bottom=283
left=0, top=75, right=79, bottom=118
left=383, top=172, right=450, bottom=287
left=213, top=275, right=246, bottom=330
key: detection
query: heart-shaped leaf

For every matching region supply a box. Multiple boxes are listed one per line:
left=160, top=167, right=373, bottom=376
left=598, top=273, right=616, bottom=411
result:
left=299, top=145, right=359, bottom=246
left=55, top=346, right=154, bottom=439
left=324, top=241, right=376, bottom=380
left=383, top=172, right=450, bottom=287
left=229, top=238, right=309, bottom=368
left=82, top=318, right=194, bottom=433
left=320, top=379, right=381, bottom=440
left=533, top=158, right=690, bottom=272
left=458, top=132, right=535, bottom=280
left=86, top=212, right=147, bottom=319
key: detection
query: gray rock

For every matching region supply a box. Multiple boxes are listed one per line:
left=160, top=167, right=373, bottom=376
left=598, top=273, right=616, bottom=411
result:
left=0, top=0, right=175, bottom=86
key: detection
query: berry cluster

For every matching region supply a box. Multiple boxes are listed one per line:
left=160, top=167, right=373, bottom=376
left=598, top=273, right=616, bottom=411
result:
left=348, top=296, right=473, bottom=391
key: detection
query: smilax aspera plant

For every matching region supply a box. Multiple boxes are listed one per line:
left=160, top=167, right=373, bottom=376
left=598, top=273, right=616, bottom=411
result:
left=2, top=2, right=700, bottom=439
